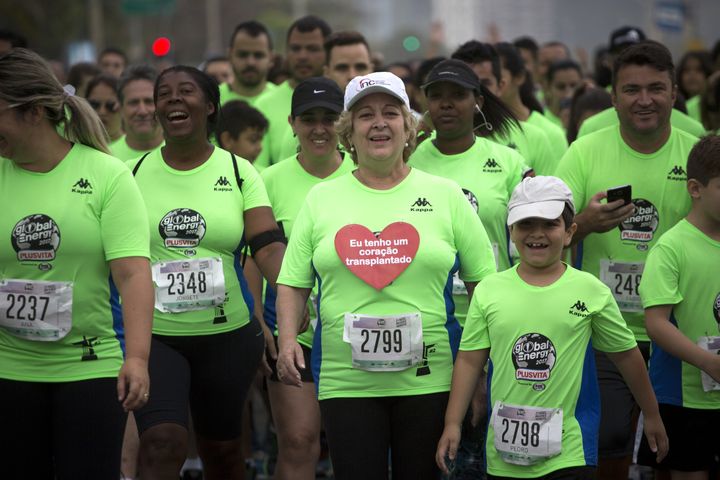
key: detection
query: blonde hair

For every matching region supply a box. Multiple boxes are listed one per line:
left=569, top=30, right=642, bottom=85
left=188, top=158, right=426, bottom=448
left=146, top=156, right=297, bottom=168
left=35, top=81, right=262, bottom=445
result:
left=336, top=103, right=418, bottom=163
left=0, top=48, right=110, bottom=154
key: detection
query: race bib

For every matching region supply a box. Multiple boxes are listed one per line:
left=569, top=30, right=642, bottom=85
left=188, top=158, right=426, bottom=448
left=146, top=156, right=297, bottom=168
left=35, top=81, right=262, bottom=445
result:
left=309, top=293, right=319, bottom=332
left=0, top=279, right=73, bottom=341
left=492, top=401, right=563, bottom=465
left=599, top=260, right=644, bottom=312
left=343, top=312, right=423, bottom=371
left=697, top=336, right=720, bottom=392
left=152, top=257, right=225, bottom=313
left=452, top=243, right=500, bottom=296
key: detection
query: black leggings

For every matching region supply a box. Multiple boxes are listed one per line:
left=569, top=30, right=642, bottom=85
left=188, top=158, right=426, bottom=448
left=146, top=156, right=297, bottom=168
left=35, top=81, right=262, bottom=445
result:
left=134, top=317, right=264, bottom=440
left=0, top=377, right=126, bottom=480
left=319, top=392, right=448, bottom=480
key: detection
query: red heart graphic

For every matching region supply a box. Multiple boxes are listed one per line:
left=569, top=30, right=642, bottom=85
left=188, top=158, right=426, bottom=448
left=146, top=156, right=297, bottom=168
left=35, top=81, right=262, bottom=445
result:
left=335, top=222, right=420, bottom=290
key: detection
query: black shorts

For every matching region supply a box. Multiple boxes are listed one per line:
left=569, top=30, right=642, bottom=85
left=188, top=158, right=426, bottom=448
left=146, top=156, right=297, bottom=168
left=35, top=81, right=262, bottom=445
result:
left=134, top=317, right=264, bottom=441
left=266, top=335, right=314, bottom=383
left=488, top=466, right=596, bottom=480
left=637, top=403, right=720, bottom=472
left=0, top=377, right=126, bottom=480
left=595, top=341, right=650, bottom=458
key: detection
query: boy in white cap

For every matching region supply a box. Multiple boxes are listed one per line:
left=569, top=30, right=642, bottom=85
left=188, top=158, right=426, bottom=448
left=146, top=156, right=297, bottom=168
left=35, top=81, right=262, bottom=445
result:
left=436, top=176, right=668, bottom=479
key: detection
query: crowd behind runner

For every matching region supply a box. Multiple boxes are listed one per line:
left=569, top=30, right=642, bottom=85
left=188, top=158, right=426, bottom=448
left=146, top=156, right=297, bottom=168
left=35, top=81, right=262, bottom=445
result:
left=0, top=17, right=719, bottom=480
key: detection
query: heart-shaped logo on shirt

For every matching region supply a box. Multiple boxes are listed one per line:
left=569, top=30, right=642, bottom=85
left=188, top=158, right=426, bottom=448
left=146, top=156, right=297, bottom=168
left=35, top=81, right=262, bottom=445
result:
left=335, top=222, right=420, bottom=290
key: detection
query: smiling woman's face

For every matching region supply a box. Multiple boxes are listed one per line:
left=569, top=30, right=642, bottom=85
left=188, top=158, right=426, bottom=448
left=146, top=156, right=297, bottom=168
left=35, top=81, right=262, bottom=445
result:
left=155, top=70, right=214, bottom=140
left=350, top=92, right=408, bottom=166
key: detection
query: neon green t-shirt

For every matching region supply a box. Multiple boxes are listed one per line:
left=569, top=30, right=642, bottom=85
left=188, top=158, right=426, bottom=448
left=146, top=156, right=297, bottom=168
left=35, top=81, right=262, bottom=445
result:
left=219, top=81, right=277, bottom=107
left=277, top=169, right=497, bottom=400
left=260, top=153, right=355, bottom=348
left=254, top=81, right=294, bottom=171
left=128, top=147, right=270, bottom=336
left=686, top=95, right=701, bottom=124
left=110, top=135, right=164, bottom=161
left=0, top=144, right=150, bottom=382
left=527, top=110, right=568, bottom=159
left=578, top=107, right=706, bottom=139
left=496, top=121, right=557, bottom=176
left=640, top=219, right=720, bottom=409
left=461, top=265, right=636, bottom=477
left=555, top=126, right=697, bottom=341
left=409, top=137, right=524, bottom=324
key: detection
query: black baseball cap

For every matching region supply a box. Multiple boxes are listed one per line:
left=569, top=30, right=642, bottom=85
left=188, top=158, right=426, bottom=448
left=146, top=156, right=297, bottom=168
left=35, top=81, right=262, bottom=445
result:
left=421, top=59, right=481, bottom=93
left=291, top=77, right=344, bottom=117
left=609, top=26, right=646, bottom=54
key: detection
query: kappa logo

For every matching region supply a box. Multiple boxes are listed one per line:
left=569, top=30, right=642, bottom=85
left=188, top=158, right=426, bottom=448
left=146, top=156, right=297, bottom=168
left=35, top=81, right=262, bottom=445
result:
left=483, top=158, right=502, bottom=172
left=569, top=300, right=589, bottom=317
left=71, top=178, right=93, bottom=194
left=667, top=165, right=687, bottom=181
left=410, top=197, right=433, bottom=212
left=214, top=176, right=232, bottom=192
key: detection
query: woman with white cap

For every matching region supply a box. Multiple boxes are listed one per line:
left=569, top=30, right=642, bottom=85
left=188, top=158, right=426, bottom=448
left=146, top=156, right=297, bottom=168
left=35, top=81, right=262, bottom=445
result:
left=274, top=71, right=497, bottom=479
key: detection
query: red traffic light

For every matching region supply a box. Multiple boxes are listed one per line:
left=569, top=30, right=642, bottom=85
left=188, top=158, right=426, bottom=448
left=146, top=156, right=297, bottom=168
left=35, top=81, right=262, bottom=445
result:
left=152, top=37, right=171, bottom=57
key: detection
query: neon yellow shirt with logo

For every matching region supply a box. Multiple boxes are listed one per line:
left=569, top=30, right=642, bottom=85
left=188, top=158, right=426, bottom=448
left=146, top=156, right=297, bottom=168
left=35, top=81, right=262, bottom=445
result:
left=640, top=219, right=720, bottom=409
left=277, top=169, right=497, bottom=400
left=110, top=135, right=164, bottom=161
left=261, top=153, right=354, bottom=348
left=409, top=137, right=524, bottom=324
left=0, top=144, right=150, bottom=382
left=254, top=81, right=294, bottom=170
left=128, top=147, right=270, bottom=336
left=219, top=81, right=277, bottom=107
left=578, top=107, right=705, bottom=138
left=461, top=265, right=636, bottom=478
left=555, top=126, right=697, bottom=341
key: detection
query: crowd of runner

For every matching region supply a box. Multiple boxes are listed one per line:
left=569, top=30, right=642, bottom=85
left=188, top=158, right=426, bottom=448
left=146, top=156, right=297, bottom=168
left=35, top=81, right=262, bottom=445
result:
left=0, top=15, right=719, bottom=480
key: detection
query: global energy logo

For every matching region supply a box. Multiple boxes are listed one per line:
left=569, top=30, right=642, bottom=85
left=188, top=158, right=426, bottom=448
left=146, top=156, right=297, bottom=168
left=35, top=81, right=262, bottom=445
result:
left=618, top=198, right=658, bottom=244
left=11, top=214, right=61, bottom=262
left=159, top=208, right=207, bottom=248
left=512, top=333, right=557, bottom=383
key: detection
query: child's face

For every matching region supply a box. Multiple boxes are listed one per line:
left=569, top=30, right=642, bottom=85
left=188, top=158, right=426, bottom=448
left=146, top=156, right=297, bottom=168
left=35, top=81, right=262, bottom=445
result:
left=692, top=176, right=720, bottom=223
left=510, top=216, right=575, bottom=270
left=226, top=127, right=265, bottom=163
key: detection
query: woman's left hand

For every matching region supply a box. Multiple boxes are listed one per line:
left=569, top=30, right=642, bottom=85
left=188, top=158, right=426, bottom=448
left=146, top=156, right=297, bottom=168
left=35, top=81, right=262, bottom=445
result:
left=117, top=356, right=150, bottom=412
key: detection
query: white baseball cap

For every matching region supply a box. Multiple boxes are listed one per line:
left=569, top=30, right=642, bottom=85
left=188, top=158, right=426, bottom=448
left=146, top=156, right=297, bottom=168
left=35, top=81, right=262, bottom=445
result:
left=344, top=72, right=411, bottom=111
left=507, top=176, right=575, bottom=226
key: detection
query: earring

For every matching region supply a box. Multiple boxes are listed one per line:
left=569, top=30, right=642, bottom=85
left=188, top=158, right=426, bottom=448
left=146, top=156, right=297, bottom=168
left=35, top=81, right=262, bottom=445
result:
left=474, top=107, right=493, bottom=132
left=349, top=145, right=355, bottom=152
left=404, top=142, right=409, bottom=148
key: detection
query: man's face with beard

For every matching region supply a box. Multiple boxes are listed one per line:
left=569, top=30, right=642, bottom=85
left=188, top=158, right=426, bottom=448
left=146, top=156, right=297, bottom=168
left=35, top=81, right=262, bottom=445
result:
left=229, top=30, right=273, bottom=88
left=287, top=28, right=326, bottom=84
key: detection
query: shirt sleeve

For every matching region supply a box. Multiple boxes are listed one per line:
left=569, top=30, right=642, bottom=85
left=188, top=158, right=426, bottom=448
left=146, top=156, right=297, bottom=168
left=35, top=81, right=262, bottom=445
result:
left=639, top=242, right=683, bottom=308
left=590, top=283, right=638, bottom=352
left=554, top=142, right=588, bottom=214
left=277, top=191, right=316, bottom=289
left=238, top=155, right=271, bottom=211
left=100, top=162, right=150, bottom=261
left=460, top=285, right=492, bottom=350
left=452, top=184, right=497, bottom=282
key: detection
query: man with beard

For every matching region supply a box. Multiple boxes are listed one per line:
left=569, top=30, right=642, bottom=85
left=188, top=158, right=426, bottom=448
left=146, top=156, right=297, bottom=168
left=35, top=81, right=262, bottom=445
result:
left=220, top=21, right=276, bottom=107
left=254, top=15, right=331, bottom=170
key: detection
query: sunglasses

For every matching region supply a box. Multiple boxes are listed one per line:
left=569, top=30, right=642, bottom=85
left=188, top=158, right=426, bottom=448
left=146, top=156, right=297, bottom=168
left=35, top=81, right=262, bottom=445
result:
left=89, top=99, right=120, bottom=112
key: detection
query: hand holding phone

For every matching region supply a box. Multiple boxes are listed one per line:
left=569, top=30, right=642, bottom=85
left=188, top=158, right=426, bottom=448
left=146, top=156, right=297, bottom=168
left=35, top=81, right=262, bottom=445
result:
left=606, top=184, right=632, bottom=207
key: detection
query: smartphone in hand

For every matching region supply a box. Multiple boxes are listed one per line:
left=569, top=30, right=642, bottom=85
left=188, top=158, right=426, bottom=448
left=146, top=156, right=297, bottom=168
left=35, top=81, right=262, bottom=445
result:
left=607, top=184, right=632, bottom=206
